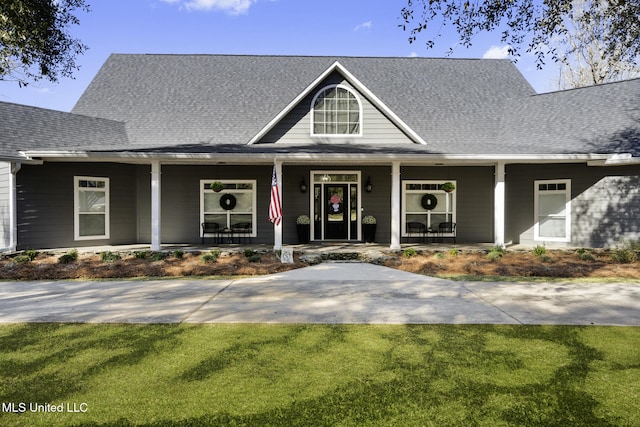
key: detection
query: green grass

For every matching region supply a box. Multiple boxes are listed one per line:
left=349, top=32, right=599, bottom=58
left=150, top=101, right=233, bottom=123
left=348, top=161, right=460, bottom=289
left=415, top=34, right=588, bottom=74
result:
left=1, top=324, right=639, bottom=426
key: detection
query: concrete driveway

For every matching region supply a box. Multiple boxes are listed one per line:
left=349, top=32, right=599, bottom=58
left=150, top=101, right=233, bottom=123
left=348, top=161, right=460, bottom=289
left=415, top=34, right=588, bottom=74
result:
left=0, top=263, right=639, bottom=325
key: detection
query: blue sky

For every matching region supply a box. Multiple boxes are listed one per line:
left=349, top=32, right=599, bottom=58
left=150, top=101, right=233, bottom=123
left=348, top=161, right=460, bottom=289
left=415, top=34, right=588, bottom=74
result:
left=0, top=0, right=561, bottom=112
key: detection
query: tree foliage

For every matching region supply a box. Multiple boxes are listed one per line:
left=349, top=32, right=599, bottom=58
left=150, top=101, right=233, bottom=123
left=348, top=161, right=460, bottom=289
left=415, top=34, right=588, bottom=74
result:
left=0, top=0, right=89, bottom=86
left=399, top=0, right=640, bottom=69
left=554, top=0, right=640, bottom=88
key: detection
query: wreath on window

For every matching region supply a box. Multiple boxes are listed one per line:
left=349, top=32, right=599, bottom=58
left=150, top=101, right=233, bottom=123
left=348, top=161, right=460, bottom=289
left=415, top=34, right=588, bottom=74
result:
left=219, top=194, right=237, bottom=210
left=421, top=193, right=438, bottom=210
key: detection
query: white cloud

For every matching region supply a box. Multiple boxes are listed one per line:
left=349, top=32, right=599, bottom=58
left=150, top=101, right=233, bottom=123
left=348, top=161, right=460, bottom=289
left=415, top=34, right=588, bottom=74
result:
left=354, top=21, right=372, bottom=32
left=482, top=45, right=512, bottom=59
left=164, top=0, right=255, bottom=14
left=408, top=52, right=419, bottom=58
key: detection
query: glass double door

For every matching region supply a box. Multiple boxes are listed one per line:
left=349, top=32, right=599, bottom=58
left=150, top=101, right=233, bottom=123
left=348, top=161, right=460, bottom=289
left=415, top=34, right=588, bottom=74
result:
left=312, top=173, right=360, bottom=241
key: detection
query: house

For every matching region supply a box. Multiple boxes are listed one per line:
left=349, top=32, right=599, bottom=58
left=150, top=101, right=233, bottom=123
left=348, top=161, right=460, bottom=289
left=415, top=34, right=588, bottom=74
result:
left=1, top=54, right=639, bottom=252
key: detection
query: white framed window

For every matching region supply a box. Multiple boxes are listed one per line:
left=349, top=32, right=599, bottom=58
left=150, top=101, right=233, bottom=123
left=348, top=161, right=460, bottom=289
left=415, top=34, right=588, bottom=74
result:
left=311, top=84, right=362, bottom=136
left=402, top=180, right=456, bottom=236
left=200, top=180, right=256, bottom=236
left=534, top=179, right=571, bottom=242
left=74, top=176, right=110, bottom=240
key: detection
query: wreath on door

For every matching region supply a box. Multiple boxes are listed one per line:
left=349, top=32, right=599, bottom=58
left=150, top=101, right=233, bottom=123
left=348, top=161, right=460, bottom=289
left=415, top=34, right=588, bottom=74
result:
left=220, top=194, right=237, bottom=210
left=421, top=193, right=438, bottom=210
left=329, top=194, right=343, bottom=214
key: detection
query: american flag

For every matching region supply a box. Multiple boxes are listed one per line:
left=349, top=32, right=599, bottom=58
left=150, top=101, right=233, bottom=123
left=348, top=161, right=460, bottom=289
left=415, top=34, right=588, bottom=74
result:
left=269, top=163, right=282, bottom=225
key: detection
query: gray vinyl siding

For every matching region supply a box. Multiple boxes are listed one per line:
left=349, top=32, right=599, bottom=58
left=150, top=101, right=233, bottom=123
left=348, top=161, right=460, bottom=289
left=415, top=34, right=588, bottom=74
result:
left=283, top=166, right=391, bottom=244
left=148, top=165, right=275, bottom=244
left=401, top=166, right=495, bottom=243
left=16, top=163, right=138, bottom=250
left=506, top=163, right=640, bottom=248
left=260, top=73, right=415, bottom=145
left=0, top=162, right=10, bottom=250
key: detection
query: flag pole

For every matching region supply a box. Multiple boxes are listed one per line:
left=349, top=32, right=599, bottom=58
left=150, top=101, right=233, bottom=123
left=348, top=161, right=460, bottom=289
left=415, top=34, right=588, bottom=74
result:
left=270, top=158, right=283, bottom=250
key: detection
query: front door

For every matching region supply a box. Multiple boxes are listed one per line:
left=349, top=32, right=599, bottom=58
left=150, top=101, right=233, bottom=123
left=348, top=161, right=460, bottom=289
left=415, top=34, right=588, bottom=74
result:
left=325, top=184, right=348, bottom=239
left=312, top=171, right=360, bottom=241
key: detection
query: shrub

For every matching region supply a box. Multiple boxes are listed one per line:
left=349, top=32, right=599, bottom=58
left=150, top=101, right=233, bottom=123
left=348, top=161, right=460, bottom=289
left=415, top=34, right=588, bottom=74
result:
left=100, top=251, right=121, bottom=263
left=173, top=250, right=184, bottom=259
left=434, top=252, right=446, bottom=260
left=58, top=249, right=78, bottom=264
left=362, top=215, right=376, bottom=225
left=532, top=245, right=547, bottom=257
left=134, top=250, right=149, bottom=259
left=448, top=248, right=459, bottom=257
left=24, top=249, right=39, bottom=261
left=243, top=248, right=256, bottom=258
left=611, top=240, right=640, bottom=264
left=487, top=246, right=506, bottom=262
left=13, top=254, right=31, bottom=264
left=150, top=252, right=168, bottom=262
left=402, top=248, right=417, bottom=258
left=296, top=215, right=311, bottom=225
left=576, top=248, right=595, bottom=261
left=247, top=254, right=261, bottom=263
left=201, top=250, right=220, bottom=263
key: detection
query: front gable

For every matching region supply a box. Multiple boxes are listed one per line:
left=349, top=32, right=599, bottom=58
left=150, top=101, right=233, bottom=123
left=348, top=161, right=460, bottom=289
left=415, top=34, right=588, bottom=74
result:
left=249, top=61, right=426, bottom=146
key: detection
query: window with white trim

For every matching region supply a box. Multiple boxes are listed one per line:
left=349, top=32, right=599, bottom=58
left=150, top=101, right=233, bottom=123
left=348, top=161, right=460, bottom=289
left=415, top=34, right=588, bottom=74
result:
left=74, top=176, right=109, bottom=240
left=534, top=179, right=571, bottom=242
left=402, top=180, right=456, bottom=236
left=311, top=85, right=362, bottom=136
left=201, top=180, right=256, bottom=236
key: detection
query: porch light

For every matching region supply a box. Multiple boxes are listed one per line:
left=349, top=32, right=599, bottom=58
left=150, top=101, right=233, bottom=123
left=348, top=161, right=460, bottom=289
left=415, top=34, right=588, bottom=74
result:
left=300, top=178, right=307, bottom=193
left=366, top=176, right=372, bottom=192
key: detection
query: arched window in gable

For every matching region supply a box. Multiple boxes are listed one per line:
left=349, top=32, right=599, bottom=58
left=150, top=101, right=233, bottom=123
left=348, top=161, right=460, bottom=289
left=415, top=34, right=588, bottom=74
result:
left=311, top=85, right=362, bottom=136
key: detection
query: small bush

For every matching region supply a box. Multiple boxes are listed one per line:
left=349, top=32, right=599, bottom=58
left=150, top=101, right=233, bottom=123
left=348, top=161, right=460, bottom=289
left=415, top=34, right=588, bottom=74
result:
left=58, top=249, right=78, bottom=264
left=402, top=248, right=417, bottom=258
left=24, top=249, right=39, bottom=261
left=134, top=250, right=149, bottom=259
left=434, top=252, right=446, bottom=260
left=611, top=240, right=640, bottom=264
left=448, top=248, right=459, bottom=257
left=532, top=245, right=547, bottom=257
left=201, top=250, right=220, bottom=263
left=243, top=248, right=256, bottom=258
left=247, top=254, right=261, bottom=263
left=150, top=252, right=168, bottom=262
left=173, top=250, right=184, bottom=259
left=13, top=254, right=31, bottom=264
left=100, top=251, right=121, bottom=263
left=576, top=248, right=595, bottom=261
left=487, top=246, right=506, bottom=262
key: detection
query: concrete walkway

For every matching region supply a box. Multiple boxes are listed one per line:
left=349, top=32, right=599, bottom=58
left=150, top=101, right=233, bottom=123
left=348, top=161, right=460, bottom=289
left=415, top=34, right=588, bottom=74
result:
left=0, top=263, right=639, bottom=325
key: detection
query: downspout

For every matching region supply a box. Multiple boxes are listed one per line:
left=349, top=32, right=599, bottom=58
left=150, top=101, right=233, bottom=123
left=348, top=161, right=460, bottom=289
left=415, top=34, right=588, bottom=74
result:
left=9, top=162, right=21, bottom=252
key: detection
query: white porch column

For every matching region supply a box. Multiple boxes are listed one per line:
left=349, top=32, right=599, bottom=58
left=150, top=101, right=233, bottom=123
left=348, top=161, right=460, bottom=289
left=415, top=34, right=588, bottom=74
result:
left=151, top=161, right=162, bottom=251
left=273, top=160, right=283, bottom=250
left=390, top=161, right=401, bottom=250
left=9, top=162, right=21, bottom=252
left=494, top=161, right=506, bottom=248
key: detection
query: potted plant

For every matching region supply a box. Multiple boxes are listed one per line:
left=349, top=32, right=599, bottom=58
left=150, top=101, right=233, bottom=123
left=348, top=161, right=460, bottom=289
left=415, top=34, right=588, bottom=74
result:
left=210, top=181, right=224, bottom=192
left=441, top=182, right=456, bottom=193
left=296, top=214, right=310, bottom=244
left=362, top=215, right=377, bottom=243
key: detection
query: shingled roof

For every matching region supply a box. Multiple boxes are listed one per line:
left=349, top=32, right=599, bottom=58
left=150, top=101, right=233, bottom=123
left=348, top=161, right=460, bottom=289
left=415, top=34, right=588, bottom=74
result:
left=0, top=102, right=128, bottom=160
left=3, top=54, right=639, bottom=160
left=71, top=54, right=536, bottom=154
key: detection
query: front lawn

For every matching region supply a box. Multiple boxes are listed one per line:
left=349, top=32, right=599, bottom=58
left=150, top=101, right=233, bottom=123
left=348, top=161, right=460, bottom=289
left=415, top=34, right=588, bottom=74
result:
left=1, top=324, right=639, bottom=426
